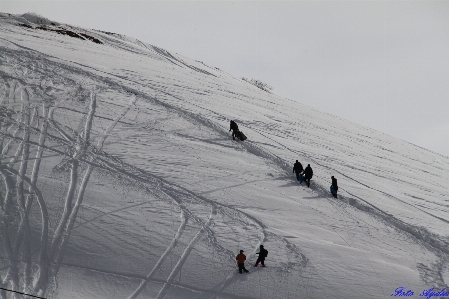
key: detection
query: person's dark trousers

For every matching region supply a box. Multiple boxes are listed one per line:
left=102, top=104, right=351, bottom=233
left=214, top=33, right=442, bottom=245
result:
left=238, top=263, right=249, bottom=273
left=295, top=173, right=300, bottom=181
left=255, top=257, right=265, bottom=266
left=305, top=178, right=311, bottom=187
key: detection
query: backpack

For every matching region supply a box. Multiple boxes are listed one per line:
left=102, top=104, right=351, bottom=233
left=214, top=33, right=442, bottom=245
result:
left=262, top=249, right=268, bottom=257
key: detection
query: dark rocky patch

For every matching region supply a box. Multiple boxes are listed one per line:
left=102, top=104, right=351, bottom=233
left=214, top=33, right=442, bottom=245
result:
left=79, top=33, right=102, bottom=44
left=54, top=29, right=85, bottom=40
left=98, top=30, right=117, bottom=35
left=17, top=23, right=102, bottom=44
left=18, top=23, right=33, bottom=29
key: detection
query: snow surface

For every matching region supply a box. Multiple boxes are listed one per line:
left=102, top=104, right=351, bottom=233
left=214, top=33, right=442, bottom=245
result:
left=0, top=13, right=448, bottom=299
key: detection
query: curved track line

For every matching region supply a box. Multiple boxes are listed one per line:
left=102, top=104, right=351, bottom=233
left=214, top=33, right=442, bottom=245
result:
left=127, top=210, right=188, bottom=299
left=247, top=125, right=449, bottom=226
left=155, top=205, right=215, bottom=299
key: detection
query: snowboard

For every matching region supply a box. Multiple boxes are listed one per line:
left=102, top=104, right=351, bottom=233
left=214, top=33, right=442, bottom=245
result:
left=239, top=131, right=247, bottom=141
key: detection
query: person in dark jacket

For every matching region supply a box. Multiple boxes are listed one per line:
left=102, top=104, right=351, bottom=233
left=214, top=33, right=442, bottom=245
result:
left=254, top=245, right=268, bottom=267
left=293, top=160, right=304, bottom=181
left=229, top=120, right=240, bottom=140
left=236, top=250, right=249, bottom=273
left=229, top=120, right=239, bottom=131
left=330, top=176, right=338, bottom=198
left=303, top=164, right=313, bottom=188
left=229, top=120, right=239, bottom=132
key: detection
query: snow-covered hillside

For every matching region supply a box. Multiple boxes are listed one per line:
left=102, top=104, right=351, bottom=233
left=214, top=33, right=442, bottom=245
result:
left=1, top=13, right=449, bottom=299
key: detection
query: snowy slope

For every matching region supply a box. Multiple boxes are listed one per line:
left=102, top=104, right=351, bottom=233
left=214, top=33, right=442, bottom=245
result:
left=1, top=13, right=448, bottom=299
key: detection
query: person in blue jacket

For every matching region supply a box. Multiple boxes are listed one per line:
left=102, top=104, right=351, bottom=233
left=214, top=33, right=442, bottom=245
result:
left=330, top=176, right=338, bottom=198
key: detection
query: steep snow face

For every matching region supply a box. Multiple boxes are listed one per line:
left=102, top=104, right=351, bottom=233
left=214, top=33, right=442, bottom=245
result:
left=0, top=13, right=448, bottom=299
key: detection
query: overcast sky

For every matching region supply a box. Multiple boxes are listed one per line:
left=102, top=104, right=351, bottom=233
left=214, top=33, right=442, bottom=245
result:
left=2, top=1, right=449, bottom=157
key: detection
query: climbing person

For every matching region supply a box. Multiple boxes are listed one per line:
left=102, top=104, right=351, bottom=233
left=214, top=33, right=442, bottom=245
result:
left=303, top=164, right=313, bottom=188
left=229, top=120, right=247, bottom=141
left=330, top=176, right=338, bottom=198
left=236, top=250, right=249, bottom=274
left=293, top=160, right=304, bottom=182
left=229, top=120, right=239, bottom=132
left=229, top=120, right=239, bottom=140
left=254, top=245, right=268, bottom=267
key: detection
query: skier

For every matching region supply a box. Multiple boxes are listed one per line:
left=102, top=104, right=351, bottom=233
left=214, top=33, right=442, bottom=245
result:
left=236, top=250, right=249, bottom=274
left=303, top=164, right=313, bottom=188
left=254, top=245, right=268, bottom=267
left=229, top=120, right=239, bottom=139
left=292, top=160, right=304, bottom=182
left=330, top=176, right=338, bottom=198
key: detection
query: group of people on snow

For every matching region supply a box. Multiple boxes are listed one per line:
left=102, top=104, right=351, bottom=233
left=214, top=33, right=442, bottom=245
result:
left=235, top=245, right=268, bottom=274
left=292, top=160, right=313, bottom=188
left=229, top=120, right=339, bottom=198
left=230, top=120, right=339, bottom=273
left=293, top=160, right=339, bottom=197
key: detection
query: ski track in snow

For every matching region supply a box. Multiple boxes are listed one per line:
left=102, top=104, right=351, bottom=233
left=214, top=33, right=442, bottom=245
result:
left=1, top=15, right=448, bottom=298
left=93, top=72, right=447, bottom=297
left=0, top=57, right=436, bottom=297
left=0, top=54, right=430, bottom=298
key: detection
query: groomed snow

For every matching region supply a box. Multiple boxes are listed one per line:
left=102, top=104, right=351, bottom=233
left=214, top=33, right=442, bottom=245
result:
left=0, top=13, right=448, bottom=299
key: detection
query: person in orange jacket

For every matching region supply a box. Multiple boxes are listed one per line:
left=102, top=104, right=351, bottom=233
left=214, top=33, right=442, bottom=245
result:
left=236, top=250, right=249, bottom=274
